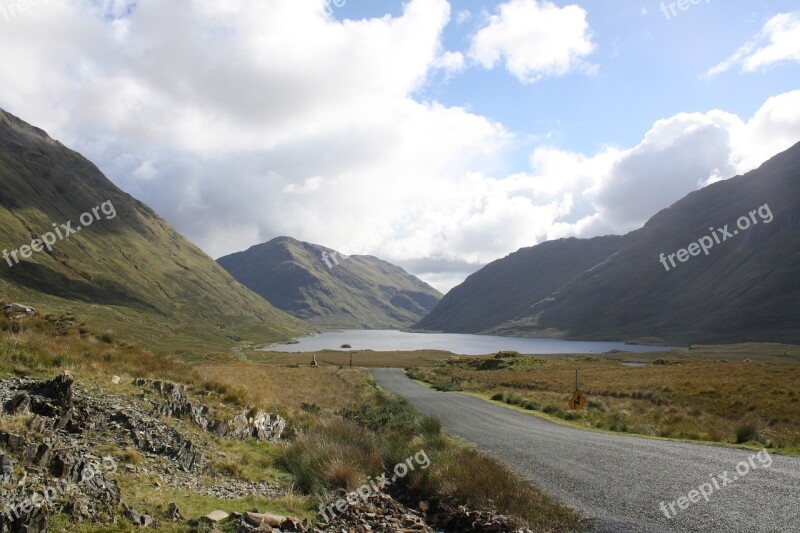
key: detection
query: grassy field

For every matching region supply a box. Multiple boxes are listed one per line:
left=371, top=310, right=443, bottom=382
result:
left=408, top=346, right=800, bottom=455
left=0, top=313, right=585, bottom=532
left=246, top=348, right=456, bottom=368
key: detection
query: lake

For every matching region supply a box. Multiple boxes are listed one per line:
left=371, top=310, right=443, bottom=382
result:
left=263, top=330, right=671, bottom=355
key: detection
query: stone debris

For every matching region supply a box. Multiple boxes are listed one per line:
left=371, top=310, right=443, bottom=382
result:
left=314, top=491, right=434, bottom=533
left=0, top=375, right=121, bottom=532
left=0, top=372, right=528, bottom=533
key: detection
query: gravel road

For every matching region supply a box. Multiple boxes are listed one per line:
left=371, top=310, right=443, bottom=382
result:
left=370, top=368, right=800, bottom=532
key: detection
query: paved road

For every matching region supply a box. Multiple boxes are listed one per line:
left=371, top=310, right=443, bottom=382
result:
left=370, top=368, right=800, bottom=532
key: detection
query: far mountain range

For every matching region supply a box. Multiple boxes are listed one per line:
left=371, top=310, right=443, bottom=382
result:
left=1, top=107, right=797, bottom=347
left=417, top=142, right=800, bottom=345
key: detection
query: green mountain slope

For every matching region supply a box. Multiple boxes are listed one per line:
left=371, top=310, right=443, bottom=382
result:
left=218, top=237, right=442, bottom=329
left=417, top=142, right=800, bottom=345
left=0, top=108, right=309, bottom=351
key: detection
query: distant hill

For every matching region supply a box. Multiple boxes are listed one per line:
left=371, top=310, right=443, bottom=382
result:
left=218, top=237, right=442, bottom=329
left=417, top=142, right=800, bottom=345
left=0, top=108, right=309, bottom=350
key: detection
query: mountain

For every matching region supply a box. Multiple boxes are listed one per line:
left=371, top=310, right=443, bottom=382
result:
left=0, top=108, right=309, bottom=350
left=217, top=237, right=442, bottom=329
left=417, top=142, right=800, bottom=345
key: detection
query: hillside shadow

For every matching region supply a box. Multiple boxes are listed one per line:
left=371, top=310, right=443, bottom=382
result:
left=2, top=261, right=158, bottom=311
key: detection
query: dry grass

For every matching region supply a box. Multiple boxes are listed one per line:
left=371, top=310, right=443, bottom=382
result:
left=413, top=354, right=800, bottom=453
left=279, top=391, right=583, bottom=531
left=248, top=349, right=456, bottom=368
left=0, top=323, right=585, bottom=531
left=192, top=362, right=368, bottom=412
left=0, top=328, right=193, bottom=385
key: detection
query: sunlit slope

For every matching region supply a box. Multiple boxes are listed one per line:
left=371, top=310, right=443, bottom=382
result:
left=0, top=108, right=309, bottom=350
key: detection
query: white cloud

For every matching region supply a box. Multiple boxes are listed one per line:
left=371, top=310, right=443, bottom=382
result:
left=546, top=92, right=800, bottom=240
left=0, top=1, right=799, bottom=293
left=730, top=90, right=800, bottom=173
left=706, top=12, right=800, bottom=78
left=434, top=51, right=466, bottom=77
left=469, top=0, right=596, bottom=83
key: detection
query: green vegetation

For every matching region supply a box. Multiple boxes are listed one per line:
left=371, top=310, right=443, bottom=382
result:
left=0, top=109, right=309, bottom=353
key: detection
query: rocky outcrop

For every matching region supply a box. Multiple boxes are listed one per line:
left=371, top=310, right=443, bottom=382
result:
left=134, top=378, right=286, bottom=441
left=2, top=303, right=36, bottom=317
left=133, top=379, right=214, bottom=430
left=0, top=373, right=527, bottom=532
left=0, top=374, right=121, bottom=532
left=0, top=373, right=207, bottom=530
left=225, top=410, right=286, bottom=441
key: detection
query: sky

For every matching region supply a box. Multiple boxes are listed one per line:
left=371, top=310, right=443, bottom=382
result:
left=1, top=0, right=799, bottom=292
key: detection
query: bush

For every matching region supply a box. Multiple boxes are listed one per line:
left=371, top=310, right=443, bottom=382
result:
left=736, top=423, right=760, bottom=444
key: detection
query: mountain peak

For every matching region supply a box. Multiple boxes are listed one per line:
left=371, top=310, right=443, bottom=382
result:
left=219, top=238, right=441, bottom=330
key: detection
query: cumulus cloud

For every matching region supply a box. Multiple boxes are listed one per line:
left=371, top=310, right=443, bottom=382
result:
left=547, top=92, right=800, bottom=239
left=433, top=51, right=467, bottom=77
left=706, top=12, right=800, bottom=78
left=0, top=1, right=799, bottom=293
left=469, top=0, right=596, bottom=83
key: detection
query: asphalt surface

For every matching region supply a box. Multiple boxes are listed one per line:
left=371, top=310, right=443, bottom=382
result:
left=370, top=368, right=800, bottom=533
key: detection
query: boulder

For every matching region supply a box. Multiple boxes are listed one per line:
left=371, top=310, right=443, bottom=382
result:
left=2, top=303, right=35, bottom=316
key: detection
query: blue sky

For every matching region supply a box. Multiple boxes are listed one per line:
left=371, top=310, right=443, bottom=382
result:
left=0, top=0, right=798, bottom=291
left=344, top=0, right=800, bottom=165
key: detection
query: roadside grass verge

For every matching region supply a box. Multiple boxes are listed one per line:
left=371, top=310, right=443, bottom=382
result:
left=279, top=388, right=583, bottom=531
left=0, top=318, right=584, bottom=531
left=410, top=353, right=800, bottom=455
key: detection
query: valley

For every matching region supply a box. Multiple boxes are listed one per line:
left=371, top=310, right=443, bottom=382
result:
left=1, top=4, right=799, bottom=529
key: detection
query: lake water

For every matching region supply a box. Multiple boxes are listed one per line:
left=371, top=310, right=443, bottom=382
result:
left=264, top=330, right=671, bottom=355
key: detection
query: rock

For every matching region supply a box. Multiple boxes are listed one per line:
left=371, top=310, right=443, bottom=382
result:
left=37, top=371, right=74, bottom=405
left=203, top=510, right=230, bottom=523
left=227, top=411, right=285, bottom=442
left=132, top=379, right=285, bottom=443
left=237, top=511, right=306, bottom=532
left=0, top=453, right=15, bottom=475
left=2, top=303, right=36, bottom=316
left=111, top=376, right=121, bottom=385
left=134, top=379, right=213, bottom=430
left=4, top=392, right=30, bottom=414
left=3, top=503, right=49, bottom=533
left=244, top=511, right=286, bottom=527
left=165, top=502, right=182, bottom=521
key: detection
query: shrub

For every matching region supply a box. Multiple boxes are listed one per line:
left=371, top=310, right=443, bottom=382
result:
left=736, top=423, right=760, bottom=444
